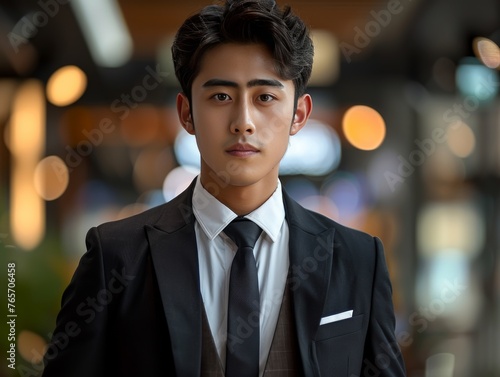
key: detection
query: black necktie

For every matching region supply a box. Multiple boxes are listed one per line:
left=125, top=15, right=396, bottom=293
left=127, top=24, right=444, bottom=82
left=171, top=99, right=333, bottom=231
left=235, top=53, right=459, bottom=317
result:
left=224, top=217, right=262, bottom=377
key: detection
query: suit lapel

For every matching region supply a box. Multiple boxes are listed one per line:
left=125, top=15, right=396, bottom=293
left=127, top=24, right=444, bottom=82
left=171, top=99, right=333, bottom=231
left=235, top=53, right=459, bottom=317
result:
left=143, top=181, right=335, bottom=377
left=145, top=180, right=202, bottom=377
left=283, top=190, right=335, bottom=377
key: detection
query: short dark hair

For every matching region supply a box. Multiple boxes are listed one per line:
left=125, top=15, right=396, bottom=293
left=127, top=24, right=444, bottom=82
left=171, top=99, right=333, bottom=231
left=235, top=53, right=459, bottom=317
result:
left=171, top=0, right=314, bottom=101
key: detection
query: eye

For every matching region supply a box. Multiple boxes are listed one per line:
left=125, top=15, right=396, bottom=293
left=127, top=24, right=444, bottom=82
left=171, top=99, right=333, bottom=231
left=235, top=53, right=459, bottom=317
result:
left=212, top=93, right=231, bottom=102
left=258, top=94, right=275, bottom=102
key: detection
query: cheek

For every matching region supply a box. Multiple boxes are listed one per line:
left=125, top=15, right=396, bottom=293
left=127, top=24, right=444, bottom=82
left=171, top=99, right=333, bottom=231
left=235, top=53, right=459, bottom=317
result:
left=258, top=129, right=290, bottom=157
left=193, top=122, right=225, bottom=157
left=267, top=104, right=294, bottom=128
left=193, top=105, right=231, bottom=132
left=257, top=111, right=293, bottom=143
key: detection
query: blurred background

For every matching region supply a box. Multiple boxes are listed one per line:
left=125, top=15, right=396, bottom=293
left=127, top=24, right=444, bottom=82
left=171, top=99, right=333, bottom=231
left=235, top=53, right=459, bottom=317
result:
left=0, top=0, right=499, bottom=376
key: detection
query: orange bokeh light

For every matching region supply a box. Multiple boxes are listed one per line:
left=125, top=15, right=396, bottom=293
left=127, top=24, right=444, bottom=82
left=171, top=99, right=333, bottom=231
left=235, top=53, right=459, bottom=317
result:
left=46, top=65, right=87, bottom=107
left=473, top=37, right=500, bottom=69
left=342, top=105, right=386, bottom=151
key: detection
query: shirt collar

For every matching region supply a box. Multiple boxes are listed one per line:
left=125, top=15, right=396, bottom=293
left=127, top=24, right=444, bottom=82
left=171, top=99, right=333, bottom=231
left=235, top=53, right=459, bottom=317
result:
left=192, top=176, right=285, bottom=242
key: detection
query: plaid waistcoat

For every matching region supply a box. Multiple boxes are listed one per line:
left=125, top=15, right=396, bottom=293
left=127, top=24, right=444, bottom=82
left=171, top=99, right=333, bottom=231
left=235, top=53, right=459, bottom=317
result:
left=201, top=286, right=301, bottom=377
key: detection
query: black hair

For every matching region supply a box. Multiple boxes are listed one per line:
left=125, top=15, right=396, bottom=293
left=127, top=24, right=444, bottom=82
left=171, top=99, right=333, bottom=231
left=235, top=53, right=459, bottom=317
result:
left=171, top=0, right=314, bottom=102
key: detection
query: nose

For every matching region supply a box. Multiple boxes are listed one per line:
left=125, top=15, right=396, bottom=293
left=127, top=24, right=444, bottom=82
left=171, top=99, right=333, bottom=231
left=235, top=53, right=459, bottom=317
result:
left=230, top=99, right=256, bottom=135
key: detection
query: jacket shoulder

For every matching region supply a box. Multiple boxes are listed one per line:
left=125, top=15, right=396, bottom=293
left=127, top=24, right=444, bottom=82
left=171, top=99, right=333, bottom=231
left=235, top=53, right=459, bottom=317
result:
left=95, top=203, right=168, bottom=237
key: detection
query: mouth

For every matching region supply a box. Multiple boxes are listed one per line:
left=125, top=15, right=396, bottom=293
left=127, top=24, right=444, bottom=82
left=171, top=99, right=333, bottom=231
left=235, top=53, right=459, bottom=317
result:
left=226, top=143, right=260, bottom=157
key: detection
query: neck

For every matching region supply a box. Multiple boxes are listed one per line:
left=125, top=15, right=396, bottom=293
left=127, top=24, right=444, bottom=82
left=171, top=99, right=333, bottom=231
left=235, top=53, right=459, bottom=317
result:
left=199, top=172, right=278, bottom=216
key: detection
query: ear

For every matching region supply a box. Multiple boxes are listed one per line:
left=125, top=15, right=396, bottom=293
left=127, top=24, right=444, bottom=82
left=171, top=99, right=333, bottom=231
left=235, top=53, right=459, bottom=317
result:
left=176, top=92, right=195, bottom=134
left=290, top=93, right=313, bottom=135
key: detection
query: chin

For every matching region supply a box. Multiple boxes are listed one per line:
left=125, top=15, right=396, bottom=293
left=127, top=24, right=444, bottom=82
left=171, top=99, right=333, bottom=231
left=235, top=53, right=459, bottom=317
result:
left=226, top=177, right=259, bottom=187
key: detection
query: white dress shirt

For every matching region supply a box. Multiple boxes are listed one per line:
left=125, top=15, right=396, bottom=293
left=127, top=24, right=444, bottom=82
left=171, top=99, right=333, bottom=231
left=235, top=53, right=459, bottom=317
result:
left=192, top=177, right=290, bottom=377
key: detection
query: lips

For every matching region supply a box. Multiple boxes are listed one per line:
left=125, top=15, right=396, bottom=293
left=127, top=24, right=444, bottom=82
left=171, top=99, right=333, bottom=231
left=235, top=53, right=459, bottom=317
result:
left=226, top=143, right=260, bottom=157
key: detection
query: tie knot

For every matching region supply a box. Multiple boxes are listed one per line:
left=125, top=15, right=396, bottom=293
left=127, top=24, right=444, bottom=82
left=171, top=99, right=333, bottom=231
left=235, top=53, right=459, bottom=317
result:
left=224, top=217, right=262, bottom=249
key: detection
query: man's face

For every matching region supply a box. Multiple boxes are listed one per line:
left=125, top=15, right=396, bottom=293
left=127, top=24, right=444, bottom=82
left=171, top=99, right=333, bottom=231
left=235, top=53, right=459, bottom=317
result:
left=177, top=43, right=311, bottom=193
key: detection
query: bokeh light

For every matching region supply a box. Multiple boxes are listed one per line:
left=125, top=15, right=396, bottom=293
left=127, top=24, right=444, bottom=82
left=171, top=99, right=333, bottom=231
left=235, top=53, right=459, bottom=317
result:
left=417, top=202, right=484, bottom=258
left=18, top=330, right=47, bottom=364
left=174, top=129, right=201, bottom=169
left=162, top=166, right=199, bottom=202
left=281, top=119, right=341, bottom=176
left=342, top=105, right=386, bottom=150
left=456, top=57, right=498, bottom=101
left=446, top=122, right=476, bottom=158
left=473, top=37, right=500, bottom=69
left=415, top=252, right=483, bottom=330
left=426, top=353, right=455, bottom=377
left=322, top=172, right=364, bottom=218
left=46, top=65, right=87, bottom=106
left=10, top=80, right=45, bottom=250
left=309, top=30, right=339, bottom=86
left=70, top=0, right=133, bottom=67
left=10, top=82, right=45, bottom=157
left=34, top=156, right=70, bottom=201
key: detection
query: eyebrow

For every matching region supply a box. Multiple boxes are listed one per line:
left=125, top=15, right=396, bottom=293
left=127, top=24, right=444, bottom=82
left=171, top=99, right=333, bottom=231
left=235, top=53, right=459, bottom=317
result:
left=202, top=78, right=284, bottom=89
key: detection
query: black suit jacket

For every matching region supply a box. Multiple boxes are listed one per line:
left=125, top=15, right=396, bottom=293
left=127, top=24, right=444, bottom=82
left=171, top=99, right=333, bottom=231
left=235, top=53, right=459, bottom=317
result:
left=42, top=179, right=406, bottom=377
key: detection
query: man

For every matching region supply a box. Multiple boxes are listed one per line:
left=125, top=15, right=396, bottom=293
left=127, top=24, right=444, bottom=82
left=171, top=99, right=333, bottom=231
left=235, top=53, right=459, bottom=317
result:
left=43, top=0, right=406, bottom=376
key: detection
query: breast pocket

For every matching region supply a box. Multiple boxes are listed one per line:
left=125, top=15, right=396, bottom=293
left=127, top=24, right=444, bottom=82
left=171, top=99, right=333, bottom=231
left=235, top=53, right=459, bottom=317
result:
left=313, top=314, right=365, bottom=377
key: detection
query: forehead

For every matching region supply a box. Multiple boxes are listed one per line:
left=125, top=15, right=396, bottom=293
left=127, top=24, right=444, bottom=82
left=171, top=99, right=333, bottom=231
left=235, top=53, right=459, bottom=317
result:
left=193, top=43, right=289, bottom=87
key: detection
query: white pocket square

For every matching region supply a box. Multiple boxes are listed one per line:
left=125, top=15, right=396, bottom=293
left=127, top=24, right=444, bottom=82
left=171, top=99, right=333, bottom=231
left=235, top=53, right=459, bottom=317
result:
left=320, top=310, right=353, bottom=325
